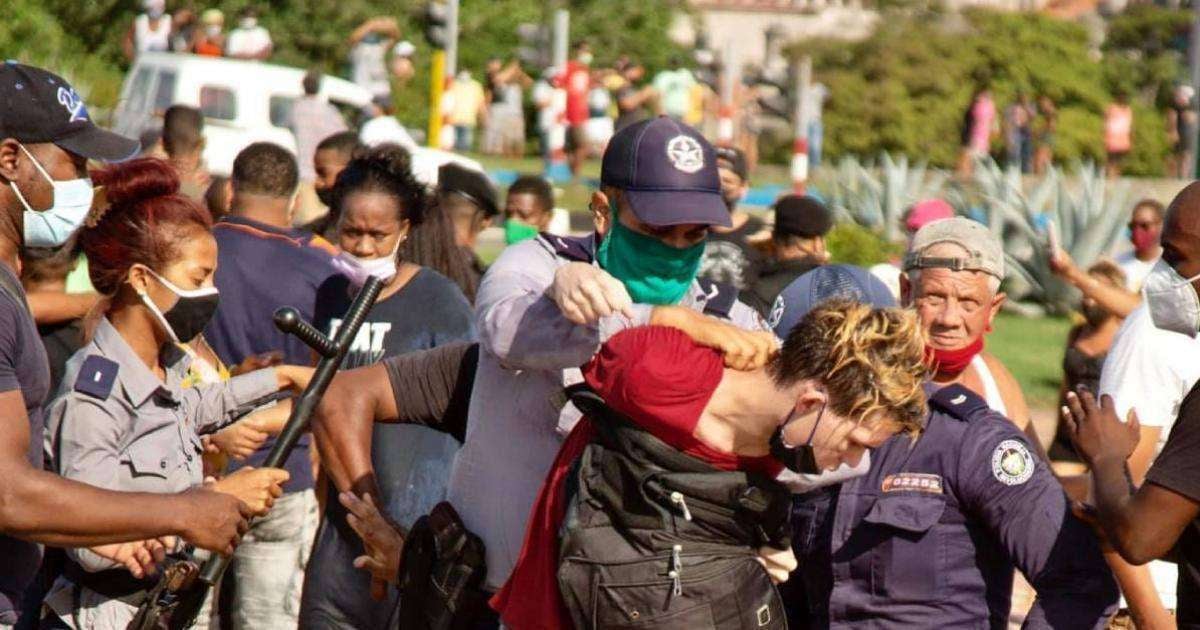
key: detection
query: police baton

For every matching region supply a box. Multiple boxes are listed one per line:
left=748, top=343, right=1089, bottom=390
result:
left=127, top=276, right=384, bottom=630
left=199, top=274, right=384, bottom=585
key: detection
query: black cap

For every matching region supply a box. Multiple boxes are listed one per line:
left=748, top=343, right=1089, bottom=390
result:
left=773, top=195, right=833, bottom=239
left=715, top=146, right=748, bottom=182
left=0, top=62, right=140, bottom=162
left=438, top=162, right=498, bottom=217
left=600, top=116, right=730, bottom=228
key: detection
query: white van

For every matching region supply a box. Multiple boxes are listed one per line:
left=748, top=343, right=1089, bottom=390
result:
left=112, top=52, right=372, bottom=176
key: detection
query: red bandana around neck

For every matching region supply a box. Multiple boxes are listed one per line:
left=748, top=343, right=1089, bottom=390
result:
left=925, top=336, right=985, bottom=378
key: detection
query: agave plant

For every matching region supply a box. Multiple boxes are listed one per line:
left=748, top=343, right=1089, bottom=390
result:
left=966, top=158, right=1130, bottom=315
left=823, top=153, right=947, bottom=241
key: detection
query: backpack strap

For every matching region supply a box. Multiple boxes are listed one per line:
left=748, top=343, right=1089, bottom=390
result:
left=541, top=233, right=594, bottom=264
left=927, top=384, right=992, bottom=423
left=696, top=278, right=738, bottom=319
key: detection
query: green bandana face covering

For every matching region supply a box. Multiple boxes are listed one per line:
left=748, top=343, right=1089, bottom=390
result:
left=504, top=218, right=540, bottom=245
left=596, top=204, right=704, bottom=305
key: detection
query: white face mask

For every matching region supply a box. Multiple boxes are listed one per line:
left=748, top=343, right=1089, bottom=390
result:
left=205, top=24, right=222, bottom=37
left=333, top=237, right=402, bottom=286
left=578, top=52, right=594, bottom=65
left=10, top=145, right=94, bottom=248
left=239, top=17, right=257, bottom=30
left=1144, top=258, right=1200, bottom=337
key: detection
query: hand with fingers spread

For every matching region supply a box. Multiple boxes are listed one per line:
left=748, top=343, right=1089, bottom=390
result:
left=1062, top=387, right=1141, bottom=467
left=652, top=305, right=778, bottom=371
left=211, top=467, right=289, bottom=516
left=176, top=486, right=253, bottom=556
left=90, top=536, right=176, bottom=578
left=550, top=262, right=635, bottom=325
left=208, top=416, right=272, bottom=461
left=340, top=492, right=404, bottom=601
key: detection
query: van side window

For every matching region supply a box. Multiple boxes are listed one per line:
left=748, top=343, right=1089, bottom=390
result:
left=200, top=86, right=237, bottom=121
left=153, top=72, right=177, bottom=115
left=125, top=67, right=155, bottom=115
left=269, top=96, right=295, bottom=129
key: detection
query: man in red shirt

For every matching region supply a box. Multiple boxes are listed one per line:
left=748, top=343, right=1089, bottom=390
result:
left=560, top=41, right=593, bottom=177
left=494, top=300, right=930, bottom=629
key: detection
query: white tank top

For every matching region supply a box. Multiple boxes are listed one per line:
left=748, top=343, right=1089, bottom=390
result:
left=134, top=14, right=172, bottom=54
left=970, top=354, right=1008, bottom=416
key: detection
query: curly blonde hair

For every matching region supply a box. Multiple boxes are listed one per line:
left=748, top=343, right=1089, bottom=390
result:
left=770, top=299, right=929, bottom=434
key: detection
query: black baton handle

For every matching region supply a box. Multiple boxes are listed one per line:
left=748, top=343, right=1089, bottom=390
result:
left=197, top=276, right=384, bottom=585
left=274, top=308, right=338, bottom=358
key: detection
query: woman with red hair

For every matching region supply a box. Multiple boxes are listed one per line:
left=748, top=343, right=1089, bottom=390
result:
left=40, top=158, right=313, bottom=629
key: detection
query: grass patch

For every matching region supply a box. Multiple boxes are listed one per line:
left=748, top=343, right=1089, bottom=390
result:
left=989, top=312, right=1073, bottom=411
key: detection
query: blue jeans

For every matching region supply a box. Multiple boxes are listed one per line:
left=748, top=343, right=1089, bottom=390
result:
left=227, top=489, right=317, bottom=630
left=454, top=126, right=475, bottom=152
left=807, top=120, right=824, bottom=169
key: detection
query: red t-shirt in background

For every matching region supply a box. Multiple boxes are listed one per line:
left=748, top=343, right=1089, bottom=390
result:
left=560, top=61, right=591, bottom=126
left=490, top=326, right=781, bottom=630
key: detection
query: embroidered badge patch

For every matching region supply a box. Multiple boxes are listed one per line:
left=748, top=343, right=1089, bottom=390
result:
left=881, top=473, right=944, bottom=494
left=991, top=439, right=1034, bottom=486
left=666, top=135, right=704, bottom=173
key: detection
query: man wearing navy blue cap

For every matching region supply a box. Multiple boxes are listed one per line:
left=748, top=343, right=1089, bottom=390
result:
left=432, top=116, right=773, bottom=617
left=0, top=62, right=251, bottom=629
left=773, top=265, right=1120, bottom=629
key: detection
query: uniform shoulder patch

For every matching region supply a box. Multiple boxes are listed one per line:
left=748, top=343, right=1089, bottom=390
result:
left=74, top=355, right=118, bottom=400
left=928, top=384, right=991, bottom=422
left=542, top=233, right=594, bottom=264
left=991, top=439, right=1034, bottom=486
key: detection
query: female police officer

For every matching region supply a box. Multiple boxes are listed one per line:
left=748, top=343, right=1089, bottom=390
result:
left=40, top=158, right=313, bottom=629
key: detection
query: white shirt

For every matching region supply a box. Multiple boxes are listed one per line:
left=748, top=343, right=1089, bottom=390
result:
left=359, top=115, right=417, bottom=151
left=1099, top=302, right=1200, bottom=452
left=226, top=26, right=272, bottom=58
left=1097, top=301, right=1196, bottom=608
left=1114, top=251, right=1158, bottom=291
left=350, top=40, right=390, bottom=98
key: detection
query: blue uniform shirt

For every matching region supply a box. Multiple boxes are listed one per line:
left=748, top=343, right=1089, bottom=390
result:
left=789, top=385, right=1118, bottom=629
left=204, top=215, right=340, bottom=493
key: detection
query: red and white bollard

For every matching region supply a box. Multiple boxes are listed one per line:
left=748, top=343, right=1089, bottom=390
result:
left=791, top=136, right=809, bottom=195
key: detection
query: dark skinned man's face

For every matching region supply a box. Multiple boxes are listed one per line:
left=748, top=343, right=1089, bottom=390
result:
left=1161, top=197, right=1200, bottom=296
left=0, top=140, right=88, bottom=217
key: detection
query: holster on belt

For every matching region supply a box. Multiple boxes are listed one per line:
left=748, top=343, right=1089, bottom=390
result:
left=124, top=554, right=205, bottom=630
left=395, top=501, right=489, bottom=630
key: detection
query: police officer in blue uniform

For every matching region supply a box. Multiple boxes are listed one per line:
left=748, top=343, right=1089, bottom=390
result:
left=775, top=263, right=1119, bottom=629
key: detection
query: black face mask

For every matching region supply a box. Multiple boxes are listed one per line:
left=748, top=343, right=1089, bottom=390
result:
left=770, top=404, right=826, bottom=475
left=771, top=428, right=821, bottom=474
left=316, top=186, right=335, bottom=208
left=141, top=269, right=221, bottom=343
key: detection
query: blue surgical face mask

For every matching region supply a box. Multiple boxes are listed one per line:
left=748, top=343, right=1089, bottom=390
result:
left=10, top=145, right=94, bottom=248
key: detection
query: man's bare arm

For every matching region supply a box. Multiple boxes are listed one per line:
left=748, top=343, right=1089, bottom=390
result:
left=311, top=364, right=395, bottom=500
left=0, top=392, right=250, bottom=552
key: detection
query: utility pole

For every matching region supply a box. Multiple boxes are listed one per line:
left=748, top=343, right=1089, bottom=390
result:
left=792, top=55, right=812, bottom=194
left=445, top=0, right=460, bottom=79
left=717, top=41, right=737, bottom=145
left=545, top=8, right=572, bottom=181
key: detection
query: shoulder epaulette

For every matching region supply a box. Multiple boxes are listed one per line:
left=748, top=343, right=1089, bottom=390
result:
left=927, top=383, right=992, bottom=423
left=542, top=233, right=594, bottom=263
left=74, top=355, right=118, bottom=400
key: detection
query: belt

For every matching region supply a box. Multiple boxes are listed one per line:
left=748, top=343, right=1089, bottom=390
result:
left=63, top=559, right=156, bottom=601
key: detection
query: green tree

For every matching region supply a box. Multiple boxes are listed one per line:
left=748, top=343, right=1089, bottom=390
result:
left=789, top=8, right=1170, bottom=176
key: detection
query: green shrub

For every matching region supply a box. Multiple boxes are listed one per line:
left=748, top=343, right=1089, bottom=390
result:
left=826, top=222, right=904, bottom=267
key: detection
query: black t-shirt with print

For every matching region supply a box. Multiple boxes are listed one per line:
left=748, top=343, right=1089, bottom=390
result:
left=699, top=214, right=765, bottom=291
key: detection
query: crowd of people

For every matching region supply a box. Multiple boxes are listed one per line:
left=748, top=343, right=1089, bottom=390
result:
left=6, top=27, right=1200, bottom=630
left=961, top=84, right=1199, bottom=179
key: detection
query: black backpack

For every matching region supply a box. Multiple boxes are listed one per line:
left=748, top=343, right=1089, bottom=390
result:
left=557, top=387, right=791, bottom=630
